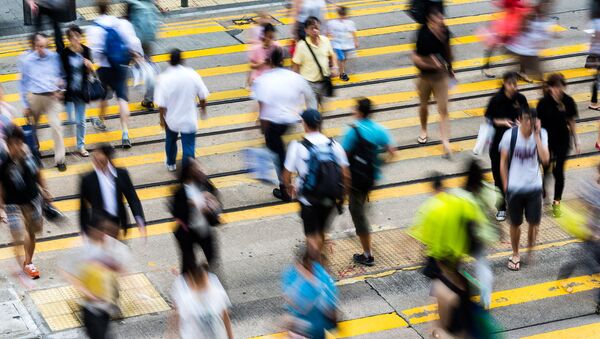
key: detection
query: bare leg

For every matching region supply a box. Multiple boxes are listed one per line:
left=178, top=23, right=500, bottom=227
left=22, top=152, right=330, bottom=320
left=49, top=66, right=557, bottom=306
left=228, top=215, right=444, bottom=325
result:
left=526, top=224, right=539, bottom=263
left=23, top=230, right=36, bottom=265
left=10, top=229, right=24, bottom=268
left=99, top=99, right=108, bottom=121
left=358, top=233, right=371, bottom=255
left=118, top=98, right=130, bottom=139
left=339, top=59, right=346, bottom=75
left=510, top=225, right=521, bottom=260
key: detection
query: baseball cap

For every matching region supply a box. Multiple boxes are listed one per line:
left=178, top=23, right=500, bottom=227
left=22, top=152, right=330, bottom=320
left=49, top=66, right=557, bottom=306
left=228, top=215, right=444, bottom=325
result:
left=301, top=109, right=322, bottom=128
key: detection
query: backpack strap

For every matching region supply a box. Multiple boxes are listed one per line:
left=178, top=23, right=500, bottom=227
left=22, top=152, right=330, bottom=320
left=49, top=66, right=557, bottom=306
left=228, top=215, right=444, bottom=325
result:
left=507, top=126, right=518, bottom=172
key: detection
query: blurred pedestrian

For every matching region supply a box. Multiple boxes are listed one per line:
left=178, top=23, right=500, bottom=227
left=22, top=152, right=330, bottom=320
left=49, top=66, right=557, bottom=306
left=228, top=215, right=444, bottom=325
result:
left=341, top=98, right=395, bottom=266
left=87, top=0, right=143, bottom=148
left=63, top=216, right=130, bottom=339
left=292, top=16, right=339, bottom=106
left=248, top=12, right=272, bottom=44
left=291, top=0, right=327, bottom=42
left=170, top=159, right=222, bottom=274
left=505, top=2, right=554, bottom=82
left=537, top=73, right=579, bottom=217
left=252, top=47, right=317, bottom=201
left=79, top=144, right=146, bottom=238
left=588, top=0, right=600, bottom=150
left=282, top=245, right=338, bottom=339
left=169, top=263, right=234, bottom=339
left=485, top=71, right=529, bottom=221
left=0, top=85, right=16, bottom=149
left=327, top=6, right=357, bottom=81
left=412, top=6, right=454, bottom=157
left=247, top=23, right=280, bottom=85
left=500, top=108, right=549, bottom=271
left=18, top=32, right=67, bottom=171
left=26, top=0, right=69, bottom=53
left=0, top=126, right=52, bottom=279
left=126, top=0, right=162, bottom=109
left=282, top=109, right=349, bottom=252
left=154, top=49, right=209, bottom=172
left=61, top=24, right=95, bottom=157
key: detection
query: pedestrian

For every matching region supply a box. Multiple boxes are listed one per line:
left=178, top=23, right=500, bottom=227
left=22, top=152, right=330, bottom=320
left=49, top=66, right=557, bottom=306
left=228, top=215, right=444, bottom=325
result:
left=79, top=144, right=146, bottom=238
left=18, top=32, right=67, bottom=171
left=281, top=109, right=350, bottom=252
left=282, top=245, right=338, bottom=339
left=252, top=47, right=317, bottom=201
left=292, top=16, right=339, bottom=106
left=485, top=71, right=529, bottom=221
left=588, top=0, right=600, bottom=151
left=154, top=49, right=209, bottom=172
left=170, top=159, right=222, bottom=274
left=247, top=23, right=280, bottom=85
left=291, top=0, right=327, bottom=42
left=500, top=108, right=549, bottom=271
left=341, top=98, right=395, bottom=266
left=60, top=24, right=95, bottom=157
left=0, top=84, right=16, bottom=148
left=248, top=12, right=272, bottom=44
left=62, top=215, right=130, bottom=339
left=412, top=6, right=454, bottom=157
left=0, top=126, right=52, bottom=279
left=169, top=263, right=234, bottom=339
left=505, top=2, right=554, bottom=82
left=327, top=6, right=358, bottom=81
left=87, top=0, right=144, bottom=148
left=537, top=73, right=579, bottom=217
left=126, top=0, right=162, bottom=109
left=26, top=0, right=72, bottom=53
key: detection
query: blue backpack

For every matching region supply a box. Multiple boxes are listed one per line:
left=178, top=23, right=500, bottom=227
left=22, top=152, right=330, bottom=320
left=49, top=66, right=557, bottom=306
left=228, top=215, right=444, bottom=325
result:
left=300, top=138, right=344, bottom=206
left=96, top=23, right=131, bottom=69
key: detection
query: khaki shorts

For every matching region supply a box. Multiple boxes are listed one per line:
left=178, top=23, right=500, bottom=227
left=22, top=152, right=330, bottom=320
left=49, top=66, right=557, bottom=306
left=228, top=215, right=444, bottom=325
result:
left=5, top=195, right=43, bottom=235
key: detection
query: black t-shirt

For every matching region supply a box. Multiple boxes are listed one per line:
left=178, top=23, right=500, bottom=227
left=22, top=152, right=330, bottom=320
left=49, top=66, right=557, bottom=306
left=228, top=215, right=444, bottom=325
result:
left=485, top=90, right=529, bottom=148
left=415, top=24, right=451, bottom=75
left=0, top=154, right=40, bottom=205
left=537, top=93, right=578, bottom=149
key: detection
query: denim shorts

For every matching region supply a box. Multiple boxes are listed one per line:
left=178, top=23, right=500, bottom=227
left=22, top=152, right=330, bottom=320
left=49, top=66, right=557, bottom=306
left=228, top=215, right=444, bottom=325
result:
left=334, top=48, right=354, bottom=61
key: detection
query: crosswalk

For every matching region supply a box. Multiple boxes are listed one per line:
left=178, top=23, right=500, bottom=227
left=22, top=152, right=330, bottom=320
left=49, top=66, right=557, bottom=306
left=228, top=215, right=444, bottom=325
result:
left=0, top=0, right=599, bottom=337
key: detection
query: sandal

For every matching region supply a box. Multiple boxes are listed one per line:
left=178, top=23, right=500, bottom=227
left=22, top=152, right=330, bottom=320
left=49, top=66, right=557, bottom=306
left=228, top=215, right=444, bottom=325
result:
left=589, top=105, right=600, bottom=111
left=417, top=136, right=428, bottom=144
left=507, top=256, right=521, bottom=271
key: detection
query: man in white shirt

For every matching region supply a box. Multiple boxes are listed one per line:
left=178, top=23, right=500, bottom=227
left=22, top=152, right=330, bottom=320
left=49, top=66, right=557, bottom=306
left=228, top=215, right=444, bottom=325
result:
left=154, top=49, right=210, bottom=172
left=282, top=109, right=350, bottom=251
left=252, top=47, right=317, bottom=201
left=87, top=0, right=143, bottom=148
left=500, top=109, right=549, bottom=271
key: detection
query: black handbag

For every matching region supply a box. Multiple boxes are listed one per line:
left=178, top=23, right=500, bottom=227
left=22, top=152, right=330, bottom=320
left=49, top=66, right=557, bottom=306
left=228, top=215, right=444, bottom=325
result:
left=303, top=38, right=334, bottom=97
left=85, top=73, right=106, bottom=102
left=585, top=54, right=600, bottom=69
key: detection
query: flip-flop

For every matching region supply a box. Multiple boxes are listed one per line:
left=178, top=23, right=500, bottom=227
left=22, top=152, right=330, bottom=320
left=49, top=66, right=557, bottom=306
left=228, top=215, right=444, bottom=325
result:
left=417, top=136, right=428, bottom=144
left=507, top=256, right=521, bottom=271
left=589, top=106, right=600, bottom=111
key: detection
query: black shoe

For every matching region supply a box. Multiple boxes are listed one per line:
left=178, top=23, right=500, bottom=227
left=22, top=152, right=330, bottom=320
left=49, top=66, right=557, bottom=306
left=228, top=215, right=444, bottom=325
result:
left=353, top=253, right=375, bottom=266
left=273, top=188, right=292, bottom=202
left=43, top=203, right=65, bottom=221
left=56, top=162, right=67, bottom=172
left=340, top=73, right=350, bottom=81
left=122, top=138, right=132, bottom=149
left=141, top=100, right=155, bottom=110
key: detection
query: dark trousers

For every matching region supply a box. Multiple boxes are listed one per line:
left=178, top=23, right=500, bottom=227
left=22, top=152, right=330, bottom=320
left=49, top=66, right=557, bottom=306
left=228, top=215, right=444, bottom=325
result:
left=174, top=226, right=215, bottom=274
left=349, top=189, right=370, bottom=235
left=165, top=127, right=196, bottom=168
left=83, top=307, right=110, bottom=339
left=489, top=144, right=506, bottom=211
left=262, top=120, right=290, bottom=183
left=543, top=147, right=568, bottom=201
left=34, top=6, right=64, bottom=53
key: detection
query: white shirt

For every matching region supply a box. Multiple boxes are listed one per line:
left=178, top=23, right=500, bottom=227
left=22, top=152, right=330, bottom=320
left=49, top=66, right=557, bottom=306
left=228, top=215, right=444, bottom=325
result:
left=506, top=18, right=552, bottom=56
left=184, top=183, right=210, bottom=236
left=154, top=65, right=210, bottom=133
left=171, top=274, right=231, bottom=339
left=499, top=127, right=549, bottom=193
left=297, top=0, right=327, bottom=23
left=284, top=132, right=349, bottom=205
left=87, top=15, right=143, bottom=68
left=94, top=164, right=118, bottom=217
left=251, top=68, right=317, bottom=124
left=328, top=19, right=357, bottom=50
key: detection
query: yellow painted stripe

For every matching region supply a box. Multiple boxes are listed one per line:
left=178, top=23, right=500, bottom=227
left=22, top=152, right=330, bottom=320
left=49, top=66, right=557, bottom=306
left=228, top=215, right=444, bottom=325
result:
left=521, top=323, right=600, bottom=339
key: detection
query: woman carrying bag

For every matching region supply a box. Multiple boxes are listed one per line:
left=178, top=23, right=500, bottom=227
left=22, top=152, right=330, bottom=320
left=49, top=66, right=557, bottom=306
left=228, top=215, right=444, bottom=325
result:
left=60, top=25, right=98, bottom=157
left=170, top=158, right=222, bottom=274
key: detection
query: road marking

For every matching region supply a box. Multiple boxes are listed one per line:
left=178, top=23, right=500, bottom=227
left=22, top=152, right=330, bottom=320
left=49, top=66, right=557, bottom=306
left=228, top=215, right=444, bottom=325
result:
left=2, top=152, right=598, bottom=260
left=521, top=322, right=600, bottom=338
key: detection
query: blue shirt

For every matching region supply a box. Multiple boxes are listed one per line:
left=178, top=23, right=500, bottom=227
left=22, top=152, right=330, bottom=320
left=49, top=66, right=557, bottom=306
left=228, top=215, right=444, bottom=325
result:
left=341, top=119, right=393, bottom=179
left=18, top=49, right=64, bottom=108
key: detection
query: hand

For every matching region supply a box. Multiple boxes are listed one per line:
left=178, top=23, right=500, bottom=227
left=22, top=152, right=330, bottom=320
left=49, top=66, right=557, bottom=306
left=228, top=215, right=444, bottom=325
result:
left=200, top=109, right=207, bottom=120
left=534, top=119, right=542, bottom=135
left=286, top=184, right=296, bottom=199
left=330, top=68, right=339, bottom=78
left=504, top=119, right=514, bottom=128
left=83, top=58, right=93, bottom=70
left=575, top=142, right=581, bottom=155
left=430, top=56, right=444, bottom=70
left=28, top=0, right=38, bottom=15
left=159, top=114, right=166, bottom=128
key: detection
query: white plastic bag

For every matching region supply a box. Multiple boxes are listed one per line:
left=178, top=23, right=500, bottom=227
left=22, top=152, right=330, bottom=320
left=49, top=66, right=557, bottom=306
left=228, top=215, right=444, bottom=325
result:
left=131, top=58, right=160, bottom=88
left=473, top=121, right=495, bottom=155
left=243, top=148, right=279, bottom=185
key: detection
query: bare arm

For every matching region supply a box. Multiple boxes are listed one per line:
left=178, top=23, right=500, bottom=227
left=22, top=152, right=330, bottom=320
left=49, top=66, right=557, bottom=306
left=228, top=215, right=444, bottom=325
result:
left=292, top=63, right=300, bottom=73
left=198, top=99, right=207, bottom=119
left=342, top=166, right=351, bottom=197
left=535, top=120, right=550, bottom=166
left=222, top=310, right=234, bottom=339
left=493, top=118, right=514, bottom=128
left=568, top=118, right=580, bottom=153
left=158, top=107, right=167, bottom=128
left=411, top=52, right=440, bottom=71
left=353, top=31, right=359, bottom=49
left=282, top=169, right=293, bottom=198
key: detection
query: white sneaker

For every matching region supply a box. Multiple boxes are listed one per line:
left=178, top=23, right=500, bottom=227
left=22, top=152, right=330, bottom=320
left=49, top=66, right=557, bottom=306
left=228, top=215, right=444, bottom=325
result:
left=77, top=147, right=89, bottom=157
left=496, top=211, right=506, bottom=222
left=167, top=164, right=177, bottom=172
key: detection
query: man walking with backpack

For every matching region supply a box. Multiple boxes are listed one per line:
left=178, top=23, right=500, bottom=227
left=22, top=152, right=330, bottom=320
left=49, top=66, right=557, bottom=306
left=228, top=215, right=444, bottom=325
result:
left=500, top=108, right=549, bottom=271
left=342, top=98, right=395, bottom=266
left=282, top=109, right=350, bottom=251
left=87, top=0, right=143, bottom=148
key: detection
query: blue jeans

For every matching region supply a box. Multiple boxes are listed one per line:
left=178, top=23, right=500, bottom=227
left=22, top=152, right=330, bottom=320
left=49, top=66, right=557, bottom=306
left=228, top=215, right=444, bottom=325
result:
left=65, top=100, right=86, bottom=148
left=165, top=127, right=196, bottom=167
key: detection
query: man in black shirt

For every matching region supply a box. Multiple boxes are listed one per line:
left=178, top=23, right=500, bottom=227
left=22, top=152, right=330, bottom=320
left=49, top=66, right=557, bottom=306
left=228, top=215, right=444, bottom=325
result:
left=484, top=72, right=529, bottom=221
left=412, top=6, right=453, bottom=157
left=0, top=126, right=51, bottom=279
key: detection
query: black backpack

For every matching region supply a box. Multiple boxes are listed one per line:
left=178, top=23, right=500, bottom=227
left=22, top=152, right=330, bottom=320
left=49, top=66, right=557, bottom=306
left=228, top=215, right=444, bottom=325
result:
left=300, top=138, right=344, bottom=206
left=408, top=0, right=444, bottom=24
left=348, top=126, right=377, bottom=192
